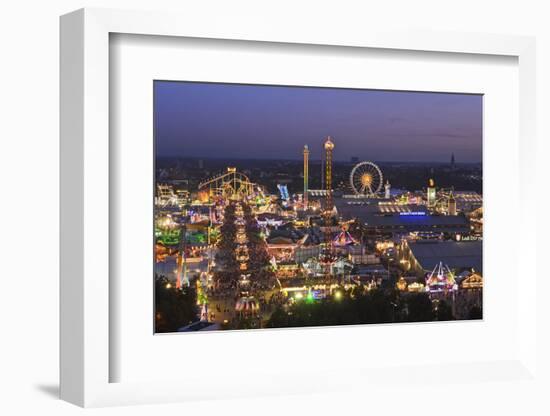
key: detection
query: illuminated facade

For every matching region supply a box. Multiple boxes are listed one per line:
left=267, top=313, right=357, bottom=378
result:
left=156, top=184, right=178, bottom=207
left=448, top=191, right=457, bottom=215
left=461, top=273, right=483, bottom=289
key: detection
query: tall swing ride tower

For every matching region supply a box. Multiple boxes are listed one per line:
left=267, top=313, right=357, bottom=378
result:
left=303, top=144, right=309, bottom=209
left=324, top=136, right=335, bottom=212
left=321, top=136, right=336, bottom=277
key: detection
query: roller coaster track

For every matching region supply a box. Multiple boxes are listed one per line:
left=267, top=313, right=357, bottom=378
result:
left=198, top=167, right=257, bottom=200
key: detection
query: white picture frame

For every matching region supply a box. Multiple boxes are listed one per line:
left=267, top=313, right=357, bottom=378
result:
left=60, top=7, right=538, bottom=408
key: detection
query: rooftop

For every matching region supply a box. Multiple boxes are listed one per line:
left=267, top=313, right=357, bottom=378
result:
left=336, top=204, right=469, bottom=230
left=407, top=240, right=482, bottom=273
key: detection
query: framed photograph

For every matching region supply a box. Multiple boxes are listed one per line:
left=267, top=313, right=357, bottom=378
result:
left=60, top=8, right=538, bottom=408
left=152, top=80, right=484, bottom=334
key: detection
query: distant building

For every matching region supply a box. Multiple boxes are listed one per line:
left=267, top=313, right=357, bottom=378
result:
left=453, top=191, right=482, bottom=212
left=427, top=178, right=436, bottom=208
left=335, top=199, right=469, bottom=237
left=274, top=261, right=301, bottom=278
left=448, top=192, right=457, bottom=215
left=362, top=213, right=469, bottom=236
left=398, top=240, right=482, bottom=276
left=308, top=189, right=329, bottom=197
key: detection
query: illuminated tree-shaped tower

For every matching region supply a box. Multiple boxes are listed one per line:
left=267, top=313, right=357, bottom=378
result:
left=303, top=144, right=309, bottom=209
left=175, top=224, right=189, bottom=289
left=196, top=277, right=209, bottom=321
left=324, top=136, right=335, bottom=211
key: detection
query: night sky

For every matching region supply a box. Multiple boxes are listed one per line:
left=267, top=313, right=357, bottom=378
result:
left=154, top=81, right=482, bottom=163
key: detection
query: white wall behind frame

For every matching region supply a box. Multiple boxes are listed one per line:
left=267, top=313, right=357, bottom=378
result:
left=1, top=0, right=547, bottom=414
left=110, top=34, right=519, bottom=383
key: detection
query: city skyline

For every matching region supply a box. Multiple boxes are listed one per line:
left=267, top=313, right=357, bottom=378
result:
left=154, top=81, right=483, bottom=163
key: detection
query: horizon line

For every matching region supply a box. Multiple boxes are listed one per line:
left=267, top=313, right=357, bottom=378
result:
left=156, top=155, right=482, bottom=164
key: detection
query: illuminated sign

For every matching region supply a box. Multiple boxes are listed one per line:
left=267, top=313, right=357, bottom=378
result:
left=399, top=211, right=427, bottom=216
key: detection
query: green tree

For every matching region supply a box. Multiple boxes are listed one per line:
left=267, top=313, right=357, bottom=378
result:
left=468, top=305, right=482, bottom=320
left=155, top=275, right=198, bottom=333
left=406, top=293, right=434, bottom=322
left=435, top=300, right=454, bottom=321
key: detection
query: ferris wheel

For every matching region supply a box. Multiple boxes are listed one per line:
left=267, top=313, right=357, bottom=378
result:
left=350, top=161, right=384, bottom=196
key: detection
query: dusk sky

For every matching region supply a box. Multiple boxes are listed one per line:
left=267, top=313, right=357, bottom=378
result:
left=154, top=81, right=482, bottom=163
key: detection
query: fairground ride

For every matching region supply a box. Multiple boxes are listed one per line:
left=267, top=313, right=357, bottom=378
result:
left=198, top=167, right=261, bottom=201
left=349, top=161, right=384, bottom=197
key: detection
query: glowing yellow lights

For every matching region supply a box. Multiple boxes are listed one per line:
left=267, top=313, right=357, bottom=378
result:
left=396, top=277, right=407, bottom=291
left=165, top=283, right=172, bottom=289
left=360, top=173, right=373, bottom=186
left=376, top=241, right=394, bottom=251
left=428, top=178, right=435, bottom=187
left=461, top=273, right=483, bottom=289
left=295, top=292, right=304, bottom=300
left=324, top=136, right=335, bottom=210
left=198, top=190, right=210, bottom=203
left=334, top=291, right=343, bottom=300
left=408, top=282, right=425, bottom=292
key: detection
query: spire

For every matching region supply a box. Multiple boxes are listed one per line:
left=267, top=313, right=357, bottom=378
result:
left=384, top=180, right=391, bottom=199
left=448, top=189, right=457, bottom=215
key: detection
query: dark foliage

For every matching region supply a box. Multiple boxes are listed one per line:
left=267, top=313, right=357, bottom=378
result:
left=155, top=275, right=198, bottom=333
left=468, top=305, right=483, bottom=320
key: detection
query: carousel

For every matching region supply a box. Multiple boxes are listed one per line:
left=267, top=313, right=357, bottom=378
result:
left=235, top=297, right=260, bottom=314
left=235, top=274, right=260, bottom=316
left=425, top=262, right=458, bottom=293
left=332, top=225, right=357, bottom=247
